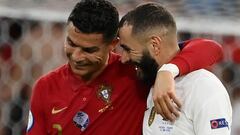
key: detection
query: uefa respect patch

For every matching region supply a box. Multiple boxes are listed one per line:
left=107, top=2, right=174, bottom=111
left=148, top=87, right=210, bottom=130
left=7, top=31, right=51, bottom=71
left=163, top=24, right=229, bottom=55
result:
left=73, top=111, right=90, bottom=131
left=210, top=118, right=229, bottom=129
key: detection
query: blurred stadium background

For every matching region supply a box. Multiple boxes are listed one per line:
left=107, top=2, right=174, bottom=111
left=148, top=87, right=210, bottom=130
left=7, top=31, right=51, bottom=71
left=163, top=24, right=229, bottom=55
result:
left=0, top=0, right=240, bottom=134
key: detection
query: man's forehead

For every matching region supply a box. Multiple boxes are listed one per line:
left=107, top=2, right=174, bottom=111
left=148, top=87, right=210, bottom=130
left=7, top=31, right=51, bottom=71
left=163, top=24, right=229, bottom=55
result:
left=67, top=22, right=105, bottom=45
left=74, top=26, right=81, bottom=33
left=68, top=22, right=84, bottom=34
left=68, top=22, right=103, bottom=37
left=119, top=25, right=132, bottom=43
left=119, top=24, right=133, bottom=35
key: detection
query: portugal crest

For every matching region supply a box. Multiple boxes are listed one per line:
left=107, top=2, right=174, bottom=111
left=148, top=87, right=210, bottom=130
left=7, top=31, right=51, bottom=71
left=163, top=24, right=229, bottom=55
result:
left=97, top=84, right=112, bottom=104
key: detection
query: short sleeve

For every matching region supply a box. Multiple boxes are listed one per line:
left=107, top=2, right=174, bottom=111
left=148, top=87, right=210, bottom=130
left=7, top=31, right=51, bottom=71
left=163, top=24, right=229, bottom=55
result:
left=192, top=72, right=232, bottom=135
left=26, top=78, right=48, bottom=135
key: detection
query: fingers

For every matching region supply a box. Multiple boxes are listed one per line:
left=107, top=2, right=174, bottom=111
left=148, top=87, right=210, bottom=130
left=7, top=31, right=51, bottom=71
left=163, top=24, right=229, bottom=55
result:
left=153, top=95, right=172, bottom=121
left=160, top=97, right=175, bottom=122
left=153, top=93, right=181, bottom=122
left=152, top=70, right=182, bottom=122
left=153, top=99, right=166, bottom=119
left=164, top=94, right=180, bottom=118
left=169, top=92, right=182, bottom=110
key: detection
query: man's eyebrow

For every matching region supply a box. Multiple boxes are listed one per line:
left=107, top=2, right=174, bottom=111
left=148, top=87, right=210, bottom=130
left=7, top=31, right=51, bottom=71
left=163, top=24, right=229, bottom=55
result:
left=67, top=36, right=77, bottom=46
left=74, top=27, right=81, bottom=33
left=67, top=36, right=99, bottom=51
left=120, top=44, right=131, bottom=51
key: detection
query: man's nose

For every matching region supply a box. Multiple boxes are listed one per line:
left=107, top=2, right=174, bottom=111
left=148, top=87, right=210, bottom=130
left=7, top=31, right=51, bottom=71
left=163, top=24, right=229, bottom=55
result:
left=72, top=48, right=86, bottom=61
left=120, top=51, right=130, bottom=63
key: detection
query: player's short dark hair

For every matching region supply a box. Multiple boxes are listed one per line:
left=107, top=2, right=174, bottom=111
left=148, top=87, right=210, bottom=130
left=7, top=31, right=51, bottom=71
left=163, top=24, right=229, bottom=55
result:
left=68, top=0, right=119, bottom=44
left=119, top=2, right=176, bottom=37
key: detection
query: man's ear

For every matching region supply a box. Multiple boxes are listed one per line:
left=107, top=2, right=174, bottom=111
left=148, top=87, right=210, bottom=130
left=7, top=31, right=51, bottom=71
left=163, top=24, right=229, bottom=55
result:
left=109, top=37, right=120, bottom=51
left=150, top=36, right=162, bottom=56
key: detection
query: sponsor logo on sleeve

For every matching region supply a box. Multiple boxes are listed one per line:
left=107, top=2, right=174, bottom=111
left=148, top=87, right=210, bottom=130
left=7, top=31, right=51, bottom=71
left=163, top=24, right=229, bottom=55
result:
left=210, top=118, right=229, bottom=129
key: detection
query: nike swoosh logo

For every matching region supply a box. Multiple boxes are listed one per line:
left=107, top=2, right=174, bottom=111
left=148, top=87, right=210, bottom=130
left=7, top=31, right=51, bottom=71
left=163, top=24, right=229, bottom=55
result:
left=52, top=107, right=67, bottom=114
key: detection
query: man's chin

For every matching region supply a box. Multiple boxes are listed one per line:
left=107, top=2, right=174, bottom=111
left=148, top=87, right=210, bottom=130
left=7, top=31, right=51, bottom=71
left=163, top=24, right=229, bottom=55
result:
left=72, top=69, right=84, bottom=76
left=135, top=67, right=142, bottom=77
left=136, top=69, right=156, bottom=86
left=70, top=65, right=87, bottom=76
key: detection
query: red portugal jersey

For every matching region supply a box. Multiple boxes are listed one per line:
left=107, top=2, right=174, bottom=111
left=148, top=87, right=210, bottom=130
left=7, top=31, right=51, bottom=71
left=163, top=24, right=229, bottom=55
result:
left=27, top=52, right=149, bottom=135
left=27, top=38, right=223, bottom=135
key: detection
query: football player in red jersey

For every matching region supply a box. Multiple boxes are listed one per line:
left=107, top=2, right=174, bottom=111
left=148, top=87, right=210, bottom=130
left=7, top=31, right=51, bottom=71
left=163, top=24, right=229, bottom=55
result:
left=27, top=0, right=223, bottom=134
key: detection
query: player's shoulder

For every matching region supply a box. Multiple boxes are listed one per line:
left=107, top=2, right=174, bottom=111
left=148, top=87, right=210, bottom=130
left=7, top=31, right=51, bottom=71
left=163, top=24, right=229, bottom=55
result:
left=176, top=69, right=227, bottom=95
left=182, top=38, right=219, bottom=44
left=179, top=38, right=220, bottom=48
left=177, top=69, right=218, bottom=83
left=176, top=69, right=230, bottom=115
left=35, top=64, right=68, bottom=85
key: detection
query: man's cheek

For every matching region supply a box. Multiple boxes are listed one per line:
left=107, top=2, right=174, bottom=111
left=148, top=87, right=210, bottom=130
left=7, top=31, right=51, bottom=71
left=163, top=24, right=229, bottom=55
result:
left=64, top=46, right=73, bottom=59
left=66, top=53, right=71, bottom=59
left=87, top=54, right=103, bottom=64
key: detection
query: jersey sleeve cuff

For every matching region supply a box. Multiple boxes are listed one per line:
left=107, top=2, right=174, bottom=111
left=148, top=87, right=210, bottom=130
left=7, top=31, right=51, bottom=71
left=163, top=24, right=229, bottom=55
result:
left=158, top=64, right=179, bottom=78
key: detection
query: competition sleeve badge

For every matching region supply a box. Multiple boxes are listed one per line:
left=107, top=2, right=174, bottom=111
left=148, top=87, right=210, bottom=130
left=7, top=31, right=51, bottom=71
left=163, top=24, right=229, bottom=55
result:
left=210, top=118, right=229, bottom=129
left=97, top=84, right=113, bottom=113
left=73, top=111, right=90, bottom=131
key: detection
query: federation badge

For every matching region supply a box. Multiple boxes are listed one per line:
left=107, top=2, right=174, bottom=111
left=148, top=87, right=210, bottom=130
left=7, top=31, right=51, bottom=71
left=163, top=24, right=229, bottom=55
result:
left=148, top=106, right=156, bottom=126
left=210, top=118, right=229, bottom=129
left=73, top=111, right=90, bottom=131
left=97, top=85, right=112, bottom=104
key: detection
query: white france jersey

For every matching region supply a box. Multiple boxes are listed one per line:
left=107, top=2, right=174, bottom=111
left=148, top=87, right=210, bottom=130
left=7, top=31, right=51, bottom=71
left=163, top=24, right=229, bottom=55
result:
left=143, top=69, right=232, bottom=135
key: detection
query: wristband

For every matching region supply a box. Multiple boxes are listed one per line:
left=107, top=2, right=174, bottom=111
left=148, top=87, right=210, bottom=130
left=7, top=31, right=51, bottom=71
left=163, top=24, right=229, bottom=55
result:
left=157, top=63, right=179, bottom=78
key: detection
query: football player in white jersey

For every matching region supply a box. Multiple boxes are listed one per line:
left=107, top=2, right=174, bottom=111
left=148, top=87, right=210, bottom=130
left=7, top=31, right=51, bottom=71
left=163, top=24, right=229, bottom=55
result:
left=118, top=2, right=232, bottom=135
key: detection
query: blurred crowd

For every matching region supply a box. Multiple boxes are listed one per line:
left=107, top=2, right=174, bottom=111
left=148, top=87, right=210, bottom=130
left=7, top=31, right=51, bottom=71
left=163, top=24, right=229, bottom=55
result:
left=0, top=2, right=240, bottom=135
left=0, top=18, right=66, bottom=135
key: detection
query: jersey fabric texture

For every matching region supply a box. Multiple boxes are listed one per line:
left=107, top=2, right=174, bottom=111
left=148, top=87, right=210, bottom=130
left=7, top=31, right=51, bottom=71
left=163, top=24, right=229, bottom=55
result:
left=143, top=69, right=232, bottom=135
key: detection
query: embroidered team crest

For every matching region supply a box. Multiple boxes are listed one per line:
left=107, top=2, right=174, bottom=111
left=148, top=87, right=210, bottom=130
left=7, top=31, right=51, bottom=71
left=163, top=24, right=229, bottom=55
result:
left=97, top=84, right=114, bottom=113
left=148, top=106, right=157, bottom=126
left=97, top=85, right=112, bottom=103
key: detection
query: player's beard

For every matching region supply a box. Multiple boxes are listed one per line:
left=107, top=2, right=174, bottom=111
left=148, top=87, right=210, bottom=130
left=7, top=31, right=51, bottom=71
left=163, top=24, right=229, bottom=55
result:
left=135, top=51, right=159, bottom=87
